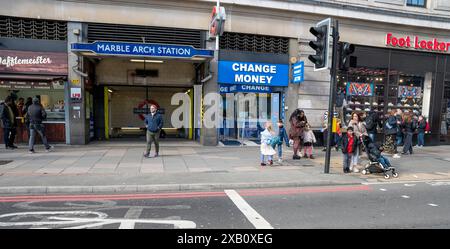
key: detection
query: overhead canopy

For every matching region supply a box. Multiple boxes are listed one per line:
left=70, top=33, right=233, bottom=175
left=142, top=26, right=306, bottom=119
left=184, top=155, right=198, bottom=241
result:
left=71, top=41, right=214, bottom=62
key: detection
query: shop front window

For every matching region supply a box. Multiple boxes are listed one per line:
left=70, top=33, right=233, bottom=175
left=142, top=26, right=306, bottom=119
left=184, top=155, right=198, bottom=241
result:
left=337, top=45, right=436, bottom=136
left=337, top=46, right=390, bottom=125
left=406, top=0, right=426, bottom=8
left=339, top=68, right=388, bottom=125
left=440, top=74, right=450, bottom=142
left=0, top=81, right=66, bottom=121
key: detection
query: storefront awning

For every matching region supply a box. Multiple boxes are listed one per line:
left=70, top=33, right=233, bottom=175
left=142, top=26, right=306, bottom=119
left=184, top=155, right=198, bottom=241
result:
left=71, top=41, right=214, bottom=62
left=0, top=73, right=66, bottom=81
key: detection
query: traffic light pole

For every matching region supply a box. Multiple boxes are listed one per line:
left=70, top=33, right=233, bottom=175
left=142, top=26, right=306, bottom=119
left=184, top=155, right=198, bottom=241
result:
left=324, top=19, right=339, bottom=174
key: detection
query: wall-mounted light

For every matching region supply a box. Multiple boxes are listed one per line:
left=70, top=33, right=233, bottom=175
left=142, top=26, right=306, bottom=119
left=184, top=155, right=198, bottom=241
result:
left=108, top=89, right=113, bottom=93
left=130, top=59, right=164, bottom=63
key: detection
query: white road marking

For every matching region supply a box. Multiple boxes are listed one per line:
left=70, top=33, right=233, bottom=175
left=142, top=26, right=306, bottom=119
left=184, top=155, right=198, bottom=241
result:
left=0, top=211, right=196, bottom=229
left=401, top=195, right=410, bottom=199
left=428, top=203, right=438, bottom=207
left=120, top=207, right=144, bottom=229
left=404, top=184, right=416, bottom=187
left=225, top=189, right=273, bottom=229
left=379, top=188, right=387, bottom=191
left=427, top=181, right=450, bottom=186
left=413, top=175, right=418, bottom=178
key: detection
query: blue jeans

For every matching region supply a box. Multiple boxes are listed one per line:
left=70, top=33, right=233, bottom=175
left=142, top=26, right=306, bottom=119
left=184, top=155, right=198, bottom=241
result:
left=343, top=153, right=353, bottom=171
left=261, top=154, right=273, bottom=163
left=277, top=144, right=283, bottom=158
left=378, top=156, right=391, bottom=169
left=368, top=133, right=376, bottom=143
left=396, top=133, right=403, bottom=145
left=418, top=132, right=425, bottom=146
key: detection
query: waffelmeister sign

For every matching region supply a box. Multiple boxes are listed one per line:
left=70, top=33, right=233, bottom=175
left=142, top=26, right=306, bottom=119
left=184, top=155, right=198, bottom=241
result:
left=0, top=50, right=68, bottom=75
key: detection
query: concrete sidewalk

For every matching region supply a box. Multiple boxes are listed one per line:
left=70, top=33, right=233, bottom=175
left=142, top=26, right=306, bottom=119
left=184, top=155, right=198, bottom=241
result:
left=0, top=141, right=449, bottom=194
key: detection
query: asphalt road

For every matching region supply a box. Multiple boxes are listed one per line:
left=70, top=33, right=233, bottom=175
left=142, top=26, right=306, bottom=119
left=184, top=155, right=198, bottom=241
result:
left=0, top=181, right=449, bottom=229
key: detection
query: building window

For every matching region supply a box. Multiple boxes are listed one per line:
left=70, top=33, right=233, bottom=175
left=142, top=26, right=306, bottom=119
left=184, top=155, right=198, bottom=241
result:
left=220, top=32, right=289, bottom=54
left=0, top=16, right=67, bottom=41
left=406, top=0, right=426, bottom=7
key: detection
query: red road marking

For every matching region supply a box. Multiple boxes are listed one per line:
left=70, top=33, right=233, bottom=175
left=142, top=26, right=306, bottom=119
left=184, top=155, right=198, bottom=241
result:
left=0, top=185, right=371, bottom=203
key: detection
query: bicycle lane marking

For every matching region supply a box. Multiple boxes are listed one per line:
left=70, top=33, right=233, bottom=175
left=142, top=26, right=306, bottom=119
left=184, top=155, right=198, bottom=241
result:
left=224, top=189, right=273, bottom=229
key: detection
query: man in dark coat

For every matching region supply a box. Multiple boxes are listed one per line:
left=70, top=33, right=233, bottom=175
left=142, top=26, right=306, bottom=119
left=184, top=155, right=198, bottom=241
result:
left=27, top=97, right=53, bottom=153
left=1, top=96, right=18, bottom=149
left=144, top=104, right=164, bottom=158
left=383, top=110, right=400, bottom=158
left=365, top=110, right=381, bottom=142
left=335, top=87, right=346, bottom=120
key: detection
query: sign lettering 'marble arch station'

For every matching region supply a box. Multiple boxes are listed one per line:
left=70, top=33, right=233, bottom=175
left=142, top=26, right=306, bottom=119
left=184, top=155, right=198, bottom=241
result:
left=71, top=41, right=214, bottom=59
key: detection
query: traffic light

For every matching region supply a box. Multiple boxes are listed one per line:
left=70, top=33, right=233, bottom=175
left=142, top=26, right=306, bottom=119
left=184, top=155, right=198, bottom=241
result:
left=308, top=18, right=331, bottom=71
left=338, top=42, right=355, bottom=71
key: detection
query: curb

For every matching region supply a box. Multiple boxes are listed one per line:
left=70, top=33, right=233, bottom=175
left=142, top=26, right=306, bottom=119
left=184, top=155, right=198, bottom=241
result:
left=0, top=180, right=363, bottom=195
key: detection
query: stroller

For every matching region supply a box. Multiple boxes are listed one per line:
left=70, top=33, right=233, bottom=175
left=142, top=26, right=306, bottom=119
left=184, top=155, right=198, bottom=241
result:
left=360, top=136, right=399, bottom=179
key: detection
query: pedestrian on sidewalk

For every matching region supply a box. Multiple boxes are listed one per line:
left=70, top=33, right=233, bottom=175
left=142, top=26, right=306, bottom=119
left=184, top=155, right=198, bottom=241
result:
left=27, top=97, right=53, bottom=153
left=1, top=96, right=18, bottom=149
left=335, top=87, right=346, bottom=121
left=143, top=104, right=163, bottom=158
left=347, top=112, right=367, bottom=172
left=416, top=115, right=426, bottom=147
left=395, top=109, right=404, bottom=146
left=365, top=109, right=381, bottom=143
left=260, top=121, right=276, bottom=166
left=289, top=109, right=307, bottom=160
left=321, top=111, right=329, bottom=152
left=274, top=119, right=290, bottom=163
left=401, top=113, right=416, bottom=155
left=332, top=112, right=342, bottom=151
left=302, top=123, right=316, bottom=159
left=23, top=97, right=33, bottom=139
left=383, top=110, right=401, bottom=159
left=341, top=126, right=358, bottom=173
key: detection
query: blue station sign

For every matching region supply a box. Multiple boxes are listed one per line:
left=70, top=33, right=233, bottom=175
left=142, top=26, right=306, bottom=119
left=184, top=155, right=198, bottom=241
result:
left=292, top=61, right=304, bottom=84
left=218, top=61, right=289, bottom=87
left=219, top=84, right=272, bottom=93
left=71, top=41, right=214, bottom=59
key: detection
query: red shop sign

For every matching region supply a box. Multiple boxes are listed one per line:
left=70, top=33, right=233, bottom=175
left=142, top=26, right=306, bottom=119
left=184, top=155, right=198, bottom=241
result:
left=385, top=33, right=450, bottom=53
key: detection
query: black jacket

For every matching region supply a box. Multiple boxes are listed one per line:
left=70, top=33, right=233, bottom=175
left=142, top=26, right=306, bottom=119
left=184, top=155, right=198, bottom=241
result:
left=402, top=120, right=417, bottom=133
left=335, top=92, right=345, bottom=107
left=1, top=103, right=16, bottom=128
left=144, top=112, right=163, bottom=133
left=26, top=103, right=47, bottom=124
left=365, top=111, right=381, bottom=133
left=384, top=116, right=398, bottom=135
left=367, top=142, right=383, bottom=162
left=341, top=133, right=358, bottom=155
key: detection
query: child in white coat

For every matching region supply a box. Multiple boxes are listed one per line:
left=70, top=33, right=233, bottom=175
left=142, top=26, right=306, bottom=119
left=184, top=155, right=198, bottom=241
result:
left=260, top=121, right=277, bottom=166
left=302, top=123, right=317, bottom=159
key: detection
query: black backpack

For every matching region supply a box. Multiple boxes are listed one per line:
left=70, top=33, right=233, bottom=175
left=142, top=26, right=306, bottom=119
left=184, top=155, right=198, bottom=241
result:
left=365, top=116, right=375, bottom=130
